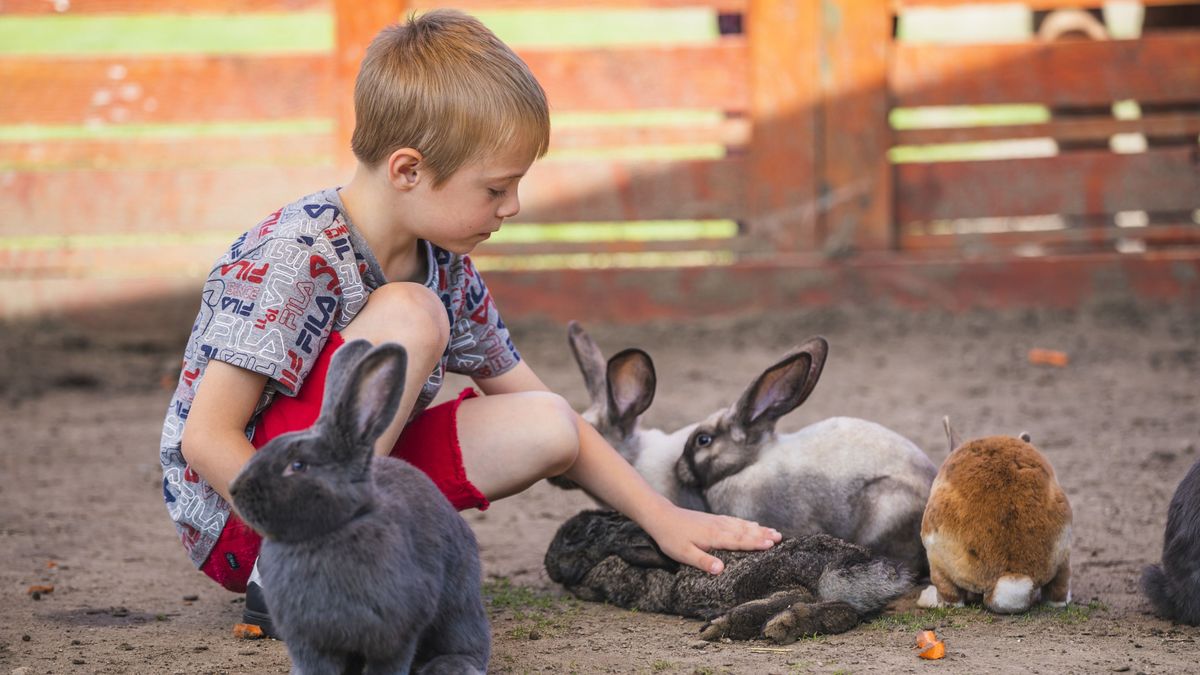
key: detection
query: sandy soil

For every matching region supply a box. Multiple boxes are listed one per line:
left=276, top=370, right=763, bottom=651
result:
left=2, top=297, right=1198, bottom=674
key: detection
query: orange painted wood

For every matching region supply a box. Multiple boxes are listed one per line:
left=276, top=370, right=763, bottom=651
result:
left=893, top=114, right=1200, bottom=145
left=0, top=55, right=331, bottom=125
left=892, top=0, right=1197, bottom=10
left=902, top=225, right=1200, bottom=254
left=821, top=0, right=894, bottom=251
left=0, top=157, right=741, bottom=234
left=1, top=0, right=325, bottom=12
left=744, top=0, right=820, bottom=251
left=415, top=0, right=747, bottom=10
left=895, top=147, right=1200, bottom=223
left=892, top=34, right=1200, bottom=107
left=514, top=157, right=747, bottom=223
left=0, top=134, right=334, bottom=169
left=521, top=40, right=749, bottom=113
left=1, top=166, right=342, bottom=236
left=551, top=117, right=750, bottom=149
left=332, top=0, right=408, bottom=170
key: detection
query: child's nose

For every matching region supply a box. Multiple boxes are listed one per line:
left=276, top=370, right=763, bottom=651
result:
left=498, top=192, right=520, bottom=219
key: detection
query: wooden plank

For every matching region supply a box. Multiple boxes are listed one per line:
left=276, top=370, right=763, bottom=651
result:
left=0, top=134, right=334, bottom=169
left=476, top=237, right=750, bottom=257
left=821, top=0, right=894, bottom=251
left=0, top=55, right=332, bottom=125
left=903, top=224, right=1200, bottom=254
left=892, top=34, right=1200, bottom=107
left=0, top=166, right=341, bottom=235
left=1, top=0, right=326, bottom=12
left=551, top=117, right=750, bottom=149
left=6, top=250, right=1200, bottom=321
left=521, top=40, right=748, bottom=112
left=895, top=147, right=1200, bottom=223
left=332, top=0, right=408, bottom=170
left=892, top=0, right=1197, bottom=10
left=0, top=158, right=742, bottom=234
left=744, top=0, right=820, bottom=251
left=414, top=0, right=747, bottom=11
left=515, top=157, right=747, bottom=223
left=893, top=114, right=1200, bottom=145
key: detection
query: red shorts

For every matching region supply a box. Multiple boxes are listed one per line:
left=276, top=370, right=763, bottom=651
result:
left=199, top=331, right=489, bottom=592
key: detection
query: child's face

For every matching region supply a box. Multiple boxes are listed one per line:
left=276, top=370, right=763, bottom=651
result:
left=403, top=145, right=533, bottom=255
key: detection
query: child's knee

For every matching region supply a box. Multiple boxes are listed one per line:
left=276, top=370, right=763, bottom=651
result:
left=527, top=391, right=579, bottom=476
left=350, top=282, right=450, bottom=355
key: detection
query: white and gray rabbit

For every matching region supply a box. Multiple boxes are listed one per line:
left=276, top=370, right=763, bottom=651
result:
left=1141, top=457, right=1200, bottom=625
left=544, top=509, right=912, bottom=644
left=552, top=321, right=707, bottom=510
left=562, top=322, right=937, bottom=574
left=230, top=340, right=489, bottom=675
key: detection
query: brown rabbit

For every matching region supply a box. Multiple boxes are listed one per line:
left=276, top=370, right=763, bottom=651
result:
left=918, top=418, right=1072, bottom=614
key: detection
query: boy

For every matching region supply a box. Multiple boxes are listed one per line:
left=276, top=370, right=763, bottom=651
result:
left=159, top=9, right=779, bottom=633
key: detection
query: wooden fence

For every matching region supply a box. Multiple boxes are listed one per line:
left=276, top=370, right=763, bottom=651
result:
left=2, top=0, right=1199, bottom=321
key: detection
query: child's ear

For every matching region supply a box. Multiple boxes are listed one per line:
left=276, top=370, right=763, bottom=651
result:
left=386, top=148, right=424, bottom=191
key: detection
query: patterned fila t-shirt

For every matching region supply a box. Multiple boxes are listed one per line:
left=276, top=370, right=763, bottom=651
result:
left=159, top=186, right=521, bottom=568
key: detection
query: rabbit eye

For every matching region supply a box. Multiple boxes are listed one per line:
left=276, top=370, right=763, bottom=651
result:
left=695, top=433, right=713, bottom=448
left=290, top=460, right=307, bottom=473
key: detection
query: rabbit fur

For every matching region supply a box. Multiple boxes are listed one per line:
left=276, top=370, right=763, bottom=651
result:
left=1140, top=457, right=1200, bottom=625
left=917, top=418, right=1072, bottom=614
left=230, top=340, right=489, bottom=675
left=620, top=329, right=935, bottom=575
left=545, top=510, right=912, bottom=643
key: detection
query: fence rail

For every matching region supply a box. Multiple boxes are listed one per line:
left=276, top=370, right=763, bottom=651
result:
left=2, top=0, right=1199, bottom=320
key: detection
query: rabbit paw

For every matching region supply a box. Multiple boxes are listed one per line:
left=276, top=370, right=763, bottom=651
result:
left=917, top=585, right=963, bottom=609
left=698, top=617, right=729, bottom=642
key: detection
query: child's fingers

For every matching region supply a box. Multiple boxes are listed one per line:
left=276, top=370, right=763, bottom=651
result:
left=708, top=515, right=781, bottom=551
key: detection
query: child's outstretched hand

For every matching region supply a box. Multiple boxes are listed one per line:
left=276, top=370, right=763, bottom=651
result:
left=642, top=505, right=782, bottom=575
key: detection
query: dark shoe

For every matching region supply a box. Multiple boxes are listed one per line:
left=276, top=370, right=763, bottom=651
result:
left=242, top=563, right=279, bottom=640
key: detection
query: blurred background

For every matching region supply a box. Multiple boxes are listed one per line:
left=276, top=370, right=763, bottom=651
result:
left=2, top=0, right=1198, bottom=325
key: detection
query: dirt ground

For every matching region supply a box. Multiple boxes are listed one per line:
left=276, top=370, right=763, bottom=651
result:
left=2, top=295, right=1199, bottom=674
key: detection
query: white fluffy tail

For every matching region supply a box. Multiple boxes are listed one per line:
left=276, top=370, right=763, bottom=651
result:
left=988, top=575, right=1036, bottom=613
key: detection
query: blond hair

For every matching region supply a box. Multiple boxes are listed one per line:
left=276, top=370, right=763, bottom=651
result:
left=351, top=10, right=551, bottom=186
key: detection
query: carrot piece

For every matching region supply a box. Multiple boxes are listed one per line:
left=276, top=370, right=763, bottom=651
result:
left=918, top=640, right=946, bottom=660
left=1028, top=348, right=1069, bottom=367
left=27, top=585, right=54, bottom=595
left=232, top=623, right=264, bottom=639
left=915, top=629, right=938, bottom=649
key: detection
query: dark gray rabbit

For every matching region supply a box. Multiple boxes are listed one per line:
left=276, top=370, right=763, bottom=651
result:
left=1141, top=457, right=1200, bottom=625
left=230, top=340, right=489, bottom=674
left=545, top=510, right=912, bottom=644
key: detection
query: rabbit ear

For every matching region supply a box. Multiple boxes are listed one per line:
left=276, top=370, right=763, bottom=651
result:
left=943, top=416, right=961, bottom=453
left=319, top=341, right=408, bottom=459
left=606, top=348, right=656, bottom=437
left=733, top=336, right=828, bottom=436
left=568, top=321, right=608, bottom=405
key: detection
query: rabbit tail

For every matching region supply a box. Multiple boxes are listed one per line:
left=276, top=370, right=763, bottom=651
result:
left=817, top=559, right=913, bottom=615
left=1141, top=564, right=1200, bottom=625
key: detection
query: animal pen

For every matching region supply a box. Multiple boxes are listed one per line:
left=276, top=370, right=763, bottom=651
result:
left=2, top=0, right=1199, bottom=323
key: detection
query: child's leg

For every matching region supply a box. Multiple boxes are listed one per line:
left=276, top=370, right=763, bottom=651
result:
left=339, top=282, right=451, bottom=455
left=455, top=391, right=580, bottom=501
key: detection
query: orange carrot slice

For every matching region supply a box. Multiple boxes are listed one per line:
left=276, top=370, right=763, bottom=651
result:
left=232, top=623, right=264, bottom=639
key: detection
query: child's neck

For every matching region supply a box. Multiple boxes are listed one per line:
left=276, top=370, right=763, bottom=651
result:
left=339, top=168, right=425, bottom=284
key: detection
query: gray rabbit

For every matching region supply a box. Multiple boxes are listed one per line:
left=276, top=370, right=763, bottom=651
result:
left=545, top=510, right=912, bottom=643
left=1141, top=457, right=1200, bottom=625
left=229, top=340, right=489, bottom=675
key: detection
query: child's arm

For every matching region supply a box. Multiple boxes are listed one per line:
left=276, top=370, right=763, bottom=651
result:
left=475, top=361, right=780, bottom=575
left=180, top=360, right=269, bottom=504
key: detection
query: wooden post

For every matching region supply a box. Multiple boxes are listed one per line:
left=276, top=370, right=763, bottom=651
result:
left=746, top=0, right=823, bottom=253
left=333, top=0, right=410, bottom=171
left=819, top=0, right=894, bottom=252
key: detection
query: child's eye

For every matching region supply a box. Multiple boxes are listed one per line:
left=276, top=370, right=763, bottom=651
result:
left=487, top=188, right=506, bottom=199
